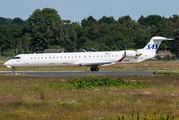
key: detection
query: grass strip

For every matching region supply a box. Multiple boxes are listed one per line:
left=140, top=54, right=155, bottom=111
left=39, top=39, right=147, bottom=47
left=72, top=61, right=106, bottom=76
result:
left=36, top=77, right=149, bottom=90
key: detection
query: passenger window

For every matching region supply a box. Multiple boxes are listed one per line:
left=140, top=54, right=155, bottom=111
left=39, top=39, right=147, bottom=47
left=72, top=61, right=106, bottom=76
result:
left=34, top=57, right=36, bottom=59
left=68, top=56, right=70, bottom=58
left=75, top=56, right=77, bottom=58
left=12, top=57, right=21, bottom=59
left=53, top=57, right=55, bottom=59
left=108, top=55, right=110, bottom=57
left=45, top=57, right=47, bottom=59
left=104, top=55, right=106, bottom=57
left=57, top=57, right=58, bottom=59
left=101, top=55, right=102, bottom=57
left=115, top=55, right=117, bottom=57
left=79, top=56, right=80, bottom=58
left=112, top=55, right=114, bottom=57
left=64, top=56, right=66, bottom=58
left=49, top=57, right=51, bottom=59
left=41, top=57, right=43, bottom=59
left=31, top=57, right=33, bottom=59
left=72, top=56, right=73, bottom=58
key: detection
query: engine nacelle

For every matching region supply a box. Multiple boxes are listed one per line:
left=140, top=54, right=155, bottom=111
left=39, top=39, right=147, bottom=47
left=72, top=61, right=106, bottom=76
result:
left=126, top=50, right=141, bottom=57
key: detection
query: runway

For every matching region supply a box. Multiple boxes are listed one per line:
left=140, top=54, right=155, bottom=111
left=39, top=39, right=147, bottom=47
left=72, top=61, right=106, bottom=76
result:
left=0, top=71, right=155, bottom=77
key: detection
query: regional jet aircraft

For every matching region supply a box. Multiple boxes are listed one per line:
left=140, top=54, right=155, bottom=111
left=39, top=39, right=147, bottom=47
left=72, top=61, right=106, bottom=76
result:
left=4, top=36, right=173, bottom=72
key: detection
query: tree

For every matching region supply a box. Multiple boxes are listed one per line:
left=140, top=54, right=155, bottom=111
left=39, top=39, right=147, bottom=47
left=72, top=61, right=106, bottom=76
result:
left=81, top=18, right=87, bottom=27
left=82, top=40, right=100, bottom=50
left=164, top=54, right=171, bottom=60
left=0, top=25, right=11, bottom=49
left=118, top=15, right=132, bottom=26
left=81, top=16, right=96, bottom=27
left=0, top=17, right=7, bottom=25
left=137, top=15, right=145, bottom=26
left=93, top=23, right=111, bottom=38
left=3, top=18, right=12, bottom=26
left=12, top=17, right=26, bottom=26
left=168, top=15, right=179, bottom=37
left=24, top=8, right=62, bottom=51
left=9, top=25, right=23, bottom=50
left=170, top=29, right=179, bottom=58
left=137, top=15, right=162, bottom=27
left=98, top=16, right=115, bottom=24
left=50, top=45, right=64, bottom=49
left=77, top=36, right=89, bottom=49
left=156, top=18, right=171, bottom=50
left=21, top=33, right=31, bottom=53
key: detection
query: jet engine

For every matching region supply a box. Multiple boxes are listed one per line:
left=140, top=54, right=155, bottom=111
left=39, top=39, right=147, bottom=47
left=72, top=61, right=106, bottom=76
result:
left=126, top=50, right=141, bottom=57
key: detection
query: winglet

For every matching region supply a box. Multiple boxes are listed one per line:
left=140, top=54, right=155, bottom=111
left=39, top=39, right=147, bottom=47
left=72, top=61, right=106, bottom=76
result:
left=117, top=55, right=126, bottom=62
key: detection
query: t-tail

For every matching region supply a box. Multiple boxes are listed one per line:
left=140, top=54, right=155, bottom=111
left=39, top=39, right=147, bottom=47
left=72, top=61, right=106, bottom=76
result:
left=137, top=36, right=174, bottom=62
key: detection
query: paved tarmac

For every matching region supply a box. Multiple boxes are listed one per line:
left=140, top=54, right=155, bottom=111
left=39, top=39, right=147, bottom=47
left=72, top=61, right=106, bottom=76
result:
left=0, top=71, right=155, bottom=77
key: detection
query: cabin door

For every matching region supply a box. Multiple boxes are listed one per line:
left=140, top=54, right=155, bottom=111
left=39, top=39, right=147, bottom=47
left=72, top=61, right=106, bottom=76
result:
left=24, top=55, right=29, bottom=65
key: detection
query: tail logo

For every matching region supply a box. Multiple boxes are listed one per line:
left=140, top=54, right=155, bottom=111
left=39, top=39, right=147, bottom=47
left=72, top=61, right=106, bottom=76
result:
left=147, top=44, right=159, bottom=50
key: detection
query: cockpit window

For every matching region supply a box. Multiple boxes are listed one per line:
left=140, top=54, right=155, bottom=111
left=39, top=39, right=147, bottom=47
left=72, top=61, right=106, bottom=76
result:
left=12, top=57, right=20, bottom=59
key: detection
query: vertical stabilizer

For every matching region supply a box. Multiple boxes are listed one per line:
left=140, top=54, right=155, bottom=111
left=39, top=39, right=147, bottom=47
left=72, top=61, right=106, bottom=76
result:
left=137, top=36, right=173, bottom=62
left=141, top=36, right=173, bottom=53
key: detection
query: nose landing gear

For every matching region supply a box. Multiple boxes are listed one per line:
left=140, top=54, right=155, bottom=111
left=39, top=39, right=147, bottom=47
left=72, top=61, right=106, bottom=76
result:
left=90, top=66, right=99, bottom=71
left=12, top=67, right=16, bottom=72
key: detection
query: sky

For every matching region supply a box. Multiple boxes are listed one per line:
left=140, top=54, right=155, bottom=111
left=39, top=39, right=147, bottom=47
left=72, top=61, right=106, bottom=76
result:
left=0, top=0, right=179, bottom=22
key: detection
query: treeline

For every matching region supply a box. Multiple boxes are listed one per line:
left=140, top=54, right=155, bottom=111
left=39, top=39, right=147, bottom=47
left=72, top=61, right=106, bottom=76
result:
left=0, top=8, right=179, bottom=56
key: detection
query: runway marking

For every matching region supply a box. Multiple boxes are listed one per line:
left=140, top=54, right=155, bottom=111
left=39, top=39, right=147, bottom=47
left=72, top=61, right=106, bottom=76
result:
left=0, top=71, right=155, bottom=77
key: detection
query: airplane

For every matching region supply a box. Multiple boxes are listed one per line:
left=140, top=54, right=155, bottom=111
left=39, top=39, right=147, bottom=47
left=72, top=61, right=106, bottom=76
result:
left=4, top=36, right=173, bottom=72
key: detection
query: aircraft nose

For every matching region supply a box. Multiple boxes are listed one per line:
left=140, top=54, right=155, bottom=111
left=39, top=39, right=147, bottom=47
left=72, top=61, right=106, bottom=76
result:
left=4, top=61, right=12, bottom=68
left=4, top=61, right=9, bottom=66
left=4, top=62, right=7, bottom=65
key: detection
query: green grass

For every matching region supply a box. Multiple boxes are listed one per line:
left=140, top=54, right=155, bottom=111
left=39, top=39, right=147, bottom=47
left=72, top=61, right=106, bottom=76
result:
left=1, top=60, right=179, bottom=119
left=0, top=76, right=179, bottom=119
left=43, top=77, right=148, bottom=89
left=118, top=111, right=175, bottom=120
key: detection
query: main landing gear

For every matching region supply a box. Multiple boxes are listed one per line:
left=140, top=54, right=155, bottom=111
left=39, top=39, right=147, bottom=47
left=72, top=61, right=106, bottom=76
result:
left=90, top=66, right=99, bottom=71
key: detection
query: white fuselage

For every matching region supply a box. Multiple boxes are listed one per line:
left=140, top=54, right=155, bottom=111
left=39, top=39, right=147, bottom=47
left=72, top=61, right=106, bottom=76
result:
left=4, top=50, right=146, bottom=68
left=4, top=36, right=173, bottom=70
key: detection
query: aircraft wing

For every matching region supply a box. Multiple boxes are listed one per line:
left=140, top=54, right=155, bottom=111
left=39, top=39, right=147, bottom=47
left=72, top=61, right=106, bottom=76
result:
left=76, top=55, right=126, bottom=66
left=81, top=61, right=114, bottom=66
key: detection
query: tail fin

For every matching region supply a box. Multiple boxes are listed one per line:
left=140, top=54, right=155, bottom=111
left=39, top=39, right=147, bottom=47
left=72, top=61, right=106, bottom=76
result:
left=136, top=36, right=173, bottom=62
left=140, top=36, right=173, bottom=53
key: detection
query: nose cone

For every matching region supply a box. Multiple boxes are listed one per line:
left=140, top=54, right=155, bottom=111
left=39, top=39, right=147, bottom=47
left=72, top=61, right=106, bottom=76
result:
left=4, top=61, right=11, bottom=68
left=4, top=62, right=7, bottom=66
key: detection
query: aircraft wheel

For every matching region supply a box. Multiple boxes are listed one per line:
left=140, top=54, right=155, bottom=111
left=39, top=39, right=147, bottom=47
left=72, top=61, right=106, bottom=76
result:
left=95, top=67, right=99, bottom=71
left=90, top=67, right=95, bottom=71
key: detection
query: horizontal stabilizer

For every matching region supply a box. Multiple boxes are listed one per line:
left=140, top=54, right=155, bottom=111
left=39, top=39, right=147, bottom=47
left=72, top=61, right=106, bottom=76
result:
left=153, top=37, right=174, bottom=41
